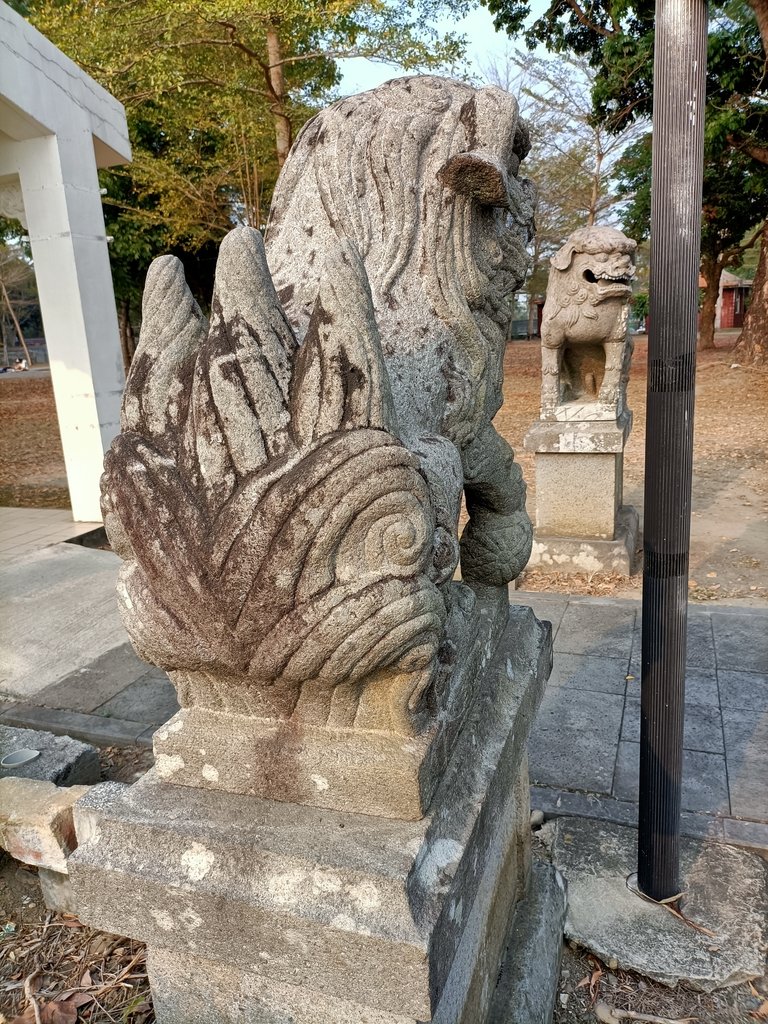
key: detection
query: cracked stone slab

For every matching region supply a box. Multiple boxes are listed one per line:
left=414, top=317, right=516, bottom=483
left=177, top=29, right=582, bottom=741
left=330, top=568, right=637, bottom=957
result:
left=545, top=816, right=768, bottom=991
left=0, top=724, right=99, bottom=785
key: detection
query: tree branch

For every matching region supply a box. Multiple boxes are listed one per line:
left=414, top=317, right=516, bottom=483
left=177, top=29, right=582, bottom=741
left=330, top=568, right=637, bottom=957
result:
left=564, top=0, right=614, bottom=37
left=726, top=133, right=768, bottom=165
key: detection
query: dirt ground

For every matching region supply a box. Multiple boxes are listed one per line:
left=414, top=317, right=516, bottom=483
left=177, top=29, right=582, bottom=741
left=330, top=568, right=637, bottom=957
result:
left=2, top=337, right=765, bottom=604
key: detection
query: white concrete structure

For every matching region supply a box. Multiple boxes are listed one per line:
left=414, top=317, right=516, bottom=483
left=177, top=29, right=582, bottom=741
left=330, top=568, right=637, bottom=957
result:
left=0, top=2, right=131, bottom=521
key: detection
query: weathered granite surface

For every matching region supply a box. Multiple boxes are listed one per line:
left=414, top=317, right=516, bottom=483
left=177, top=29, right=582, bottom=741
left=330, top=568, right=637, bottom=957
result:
left=90, top=75, right=556, bottom=1022
left=99, top=76, right=541, bottom=819
left=266, top=76, right=535, bottom=591
left=152, top=588, right=508, bottom=818
left=539, top=226, right=636, bottom=421
left=70, top=607, right=552, bottom=1023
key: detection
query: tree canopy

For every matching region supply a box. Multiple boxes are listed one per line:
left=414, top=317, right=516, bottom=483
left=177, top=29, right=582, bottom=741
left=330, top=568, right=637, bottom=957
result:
left=11, top=0, right=472, bottom=353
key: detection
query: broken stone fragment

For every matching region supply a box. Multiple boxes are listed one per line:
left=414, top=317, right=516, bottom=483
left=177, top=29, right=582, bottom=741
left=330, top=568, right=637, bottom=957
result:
left=0, top=777, right=89, bottom=874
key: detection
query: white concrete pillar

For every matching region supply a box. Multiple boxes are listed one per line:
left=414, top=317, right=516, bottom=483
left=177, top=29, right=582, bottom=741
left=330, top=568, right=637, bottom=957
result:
left=15, top=125, right=124, bottom=522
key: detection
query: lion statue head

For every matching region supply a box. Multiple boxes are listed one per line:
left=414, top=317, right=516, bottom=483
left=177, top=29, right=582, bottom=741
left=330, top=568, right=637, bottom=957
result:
left=265, top=76, right=535, bottom=449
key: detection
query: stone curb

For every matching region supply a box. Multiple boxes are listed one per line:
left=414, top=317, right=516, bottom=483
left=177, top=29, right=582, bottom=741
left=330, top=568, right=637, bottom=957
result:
left=0, top=703, right=154, bottom=749
left=532, top=785, right=768, bottom=853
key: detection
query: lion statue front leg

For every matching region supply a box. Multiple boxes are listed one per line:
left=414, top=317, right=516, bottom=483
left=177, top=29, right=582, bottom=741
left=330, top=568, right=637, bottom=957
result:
left=458, top=424, right=533, bottom=588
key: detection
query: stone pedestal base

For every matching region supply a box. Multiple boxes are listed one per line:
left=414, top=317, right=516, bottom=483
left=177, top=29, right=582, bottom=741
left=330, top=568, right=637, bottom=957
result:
left=69, top=607, right=554, bottom=1024
left=528, top=505, right=639, bottom=575
left=524, top=414, right=637, bottom=575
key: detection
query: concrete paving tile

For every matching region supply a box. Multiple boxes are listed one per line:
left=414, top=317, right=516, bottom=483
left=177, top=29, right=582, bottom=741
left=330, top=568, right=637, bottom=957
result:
left=629, top=615, right=717, bottom=677
left=529, top=727, right=619, bottom=795
left=722, top=708, right=768, bottom=820
left=622, top=667, right=719, bottom=708
left=33, top=643, right=149, bottom=713
left=621, top=699, right=724, bottom=754
left=613, top=741, right=730, bottom=814
left=0, top=704, right=147, bottom=748
left=530, top=786, right=725, bottom=842
left=722, top=818, right=768, bottom=853
left=94, top=671, right=178, bottom=726
left=678, top=811, right=726, bottom=842
left=547, top=654, right=628, bottom=695
left=536, top=687, right=625, bottom=735
left=718, top=670, right=768, bottom=712
left=554, top=602, right=636, bottom=661
left=0, top=545, right=125, bottom=699
left=711, top=612, right=768, bottom=673
left=510, top=593, right=569, bottom=639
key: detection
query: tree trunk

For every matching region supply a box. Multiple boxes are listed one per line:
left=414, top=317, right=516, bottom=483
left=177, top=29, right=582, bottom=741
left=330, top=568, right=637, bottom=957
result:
left=698, top=259, right=722, bottom=351
left=0, top=276, right=33, bottom=366
left=118, top=296, right=136, bottom=372
left=266, top=27, right=292, bottom=168
left=748, top=0, right=768, bottom=56
left=733, top=221, right=768, bottom=365
left=588, top=133, right=603, bottom=226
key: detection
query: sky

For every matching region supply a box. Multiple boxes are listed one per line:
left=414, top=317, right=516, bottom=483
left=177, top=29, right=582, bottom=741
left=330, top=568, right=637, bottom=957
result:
left=337, top=3, right=550, bottom=94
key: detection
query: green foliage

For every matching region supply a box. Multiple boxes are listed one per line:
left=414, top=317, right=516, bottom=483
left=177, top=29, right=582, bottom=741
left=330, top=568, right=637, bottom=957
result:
left=19, top=0, right=471, bottom=315
left=631, top=290, right=649, bottom=319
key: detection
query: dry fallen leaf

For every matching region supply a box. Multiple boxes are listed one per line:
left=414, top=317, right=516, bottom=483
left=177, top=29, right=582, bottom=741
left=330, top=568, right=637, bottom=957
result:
left=594, top=1000, right=697, bottom=1024
left=750, top=998, right=768, bottom=1020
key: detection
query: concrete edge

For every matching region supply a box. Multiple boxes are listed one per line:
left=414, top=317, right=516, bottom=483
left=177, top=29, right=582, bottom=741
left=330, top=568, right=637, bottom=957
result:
left=0, top=703, right=154, bottom=749
left=531, top=786, right=768, bottom=855
left=490, top=860, right=567, bottom=1024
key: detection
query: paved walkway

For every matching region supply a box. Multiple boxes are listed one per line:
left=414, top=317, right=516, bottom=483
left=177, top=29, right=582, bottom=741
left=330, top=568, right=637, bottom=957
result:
left=514, top=592, right=768, bottom=853
left=0, top=507, right=100, bottom=562
left=1, top=536, right=766, bottom=851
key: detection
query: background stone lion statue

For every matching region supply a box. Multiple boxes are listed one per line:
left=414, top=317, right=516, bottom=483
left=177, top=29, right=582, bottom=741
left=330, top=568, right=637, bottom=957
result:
left=266, top=75, right=536, bottom=587
left=540, top=225, right=637, bottom=419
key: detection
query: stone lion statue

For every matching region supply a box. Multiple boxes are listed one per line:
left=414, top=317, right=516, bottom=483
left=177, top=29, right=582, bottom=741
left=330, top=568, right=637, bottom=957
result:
left=540, top=225, right=637, bottom=419
left=101, top=77, right=536, bottom=739
left=266, top=75, right=536, bottom=587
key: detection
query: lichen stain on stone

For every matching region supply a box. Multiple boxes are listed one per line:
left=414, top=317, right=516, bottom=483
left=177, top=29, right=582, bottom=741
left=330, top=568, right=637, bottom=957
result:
left=180, top=842, right=215, bottom=882
left=310, top=773, right=329, bottom=791
left=151, top=908, right=175, bottom=932
left=201, top=764, right=219, bottom=783
left=268, top=870, right=304, bottom=905
left=347, top=880, right=381, bottom=911
left=311, top=869, right=342, bottom=895
left=155, top=753, right=185, bottom=778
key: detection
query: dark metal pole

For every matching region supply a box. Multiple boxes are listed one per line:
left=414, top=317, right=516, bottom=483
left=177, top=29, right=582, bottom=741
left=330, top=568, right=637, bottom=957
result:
left=638, top=0, right=708, bottom=902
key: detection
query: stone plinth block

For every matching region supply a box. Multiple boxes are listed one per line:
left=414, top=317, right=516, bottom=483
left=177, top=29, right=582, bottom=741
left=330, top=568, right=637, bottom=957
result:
left=534, top=452, right=622, bottom=539
left=69, top=607, right=552, bottom=1024
left=524, top=414, right=637, bottom=575
left=153, top=591, right=507, bottom=821
left=0, top=777, right=90, bottom=874
left=528, top=505, right=639, bottom=576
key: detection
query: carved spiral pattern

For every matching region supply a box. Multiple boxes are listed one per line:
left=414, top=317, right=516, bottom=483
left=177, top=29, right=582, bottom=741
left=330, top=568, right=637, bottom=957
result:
left=102, top=227, right=447, bottom=733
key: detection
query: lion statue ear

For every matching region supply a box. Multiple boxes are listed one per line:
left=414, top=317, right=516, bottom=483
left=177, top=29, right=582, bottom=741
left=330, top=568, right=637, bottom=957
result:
left=438, top=151, right=510, bottom=207
left=551, top=242, right=578, bottom=272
